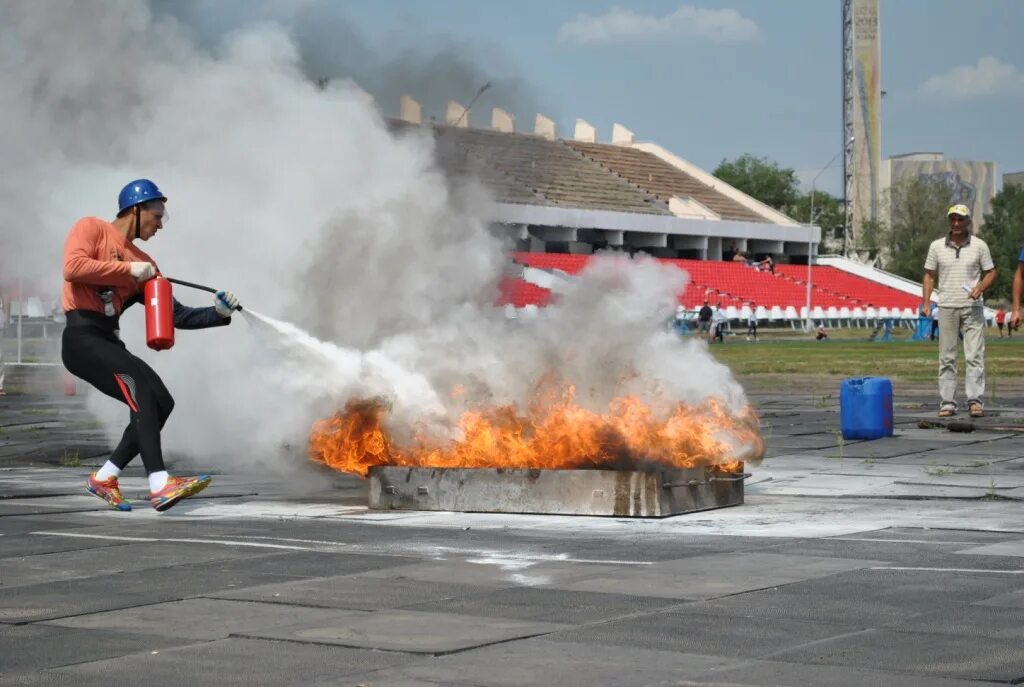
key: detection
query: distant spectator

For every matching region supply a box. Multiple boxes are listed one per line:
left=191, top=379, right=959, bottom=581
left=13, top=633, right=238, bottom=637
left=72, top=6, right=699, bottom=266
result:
left=711, top=303, right=728, bottom=344
left=746, top=303, right=758, bottom=341
left=921, top=203, right=996, bottom=419
left=996, top=308, right=1006, bottom=337
left=697, top=300, right=713, bottom=340
left=930, top=303, right=939, bottom=341
left=760, top=255, right=775, bottom=274
left=815, top=324, right=828, bottom=341
left=731, top=251, right=746, bottom=263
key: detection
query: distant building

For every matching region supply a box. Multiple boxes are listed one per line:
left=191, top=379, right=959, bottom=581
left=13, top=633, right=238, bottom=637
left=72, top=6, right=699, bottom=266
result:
left=1004, top=171, right=1024, bottom=189
left=881, top=153, right=997, bottom=228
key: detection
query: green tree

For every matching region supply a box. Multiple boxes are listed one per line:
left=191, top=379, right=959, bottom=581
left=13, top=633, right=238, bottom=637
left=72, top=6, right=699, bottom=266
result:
left=881, top=176, right=952, bottom=281
left=792, top=191, right=844, bottom=242
left=980, top=184, right=1024, bottom=301
left=714, top=154, right=800, bottom=212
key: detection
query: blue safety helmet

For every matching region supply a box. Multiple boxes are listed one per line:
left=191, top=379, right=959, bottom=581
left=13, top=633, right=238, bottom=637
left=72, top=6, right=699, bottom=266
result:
left=117, top=179, right=167, bottom=214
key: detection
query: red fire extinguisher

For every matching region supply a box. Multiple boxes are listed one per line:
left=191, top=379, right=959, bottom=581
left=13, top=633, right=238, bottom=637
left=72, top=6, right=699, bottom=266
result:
left=145, top=277, right=175, bottom=351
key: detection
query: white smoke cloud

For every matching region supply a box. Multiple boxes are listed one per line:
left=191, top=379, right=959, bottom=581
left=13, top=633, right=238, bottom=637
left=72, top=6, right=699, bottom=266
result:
left=558, top=5, right=760, bottom=46
left=919, top=56, right=1024, bottom=100
left=1, top=1, right=752, bottom=478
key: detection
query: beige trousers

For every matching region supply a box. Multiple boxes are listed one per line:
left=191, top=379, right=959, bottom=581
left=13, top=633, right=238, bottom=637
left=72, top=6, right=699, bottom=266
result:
left=937, top=305, right=986, bottom=408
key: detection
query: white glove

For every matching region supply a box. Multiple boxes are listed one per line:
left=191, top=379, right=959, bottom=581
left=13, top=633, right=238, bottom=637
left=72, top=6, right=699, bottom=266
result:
left=214, top=290, right=239, bottom=318
left=129, top=262, right=156, bottom=282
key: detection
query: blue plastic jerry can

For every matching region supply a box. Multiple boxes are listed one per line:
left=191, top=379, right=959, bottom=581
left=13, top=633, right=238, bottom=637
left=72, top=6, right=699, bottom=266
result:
left=840, top=377, right=894, bottom=440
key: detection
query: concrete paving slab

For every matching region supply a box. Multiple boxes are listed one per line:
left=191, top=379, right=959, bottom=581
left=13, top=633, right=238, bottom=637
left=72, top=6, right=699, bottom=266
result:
left=918, top=438, right=1024, bottom=455
left=0, top=540, right=262, bottom=588
left=671, top=586, right=917, bottom=626
left=688, top=658, right=989, bottom=687
left=819, top=438, right=955, bottom=459
left=0, top=623, right=193, bottom=678
left=358, top=559, right=622, bottom=589
left=0, top=532, right=129, bottom=558
left=760, top=435, right=848, bottom=450
left=550, top=610, right=860, bottom=659
left=835, top=527, right=1022, bottom=543
left=0, top=556, right=326, bottom=623
left=207, top=574, right=489, bottom=611
left=241, top=609, right=568, bottom=654
left=334, top=639, right=735, bottom=687
left=756, top=537, right=1024, bottom=571
left=2, top=389, right=1023, bottom=685
left=955, top=538, right=1024, bottom=557
left=884, top=452, right=1018, bottom=467
left=751, top=567, right=1024, bottom=614
left=768, top=627, right=1024, bottom=682
left=886, top=604, right=1024, bottom=640
left=541, top=552, right=884, bottom=600
left=14, top=637, right=413, bottom=686
left=977, top=589, right=1024, bottom=608
left=46, top=598, right=358, bottom=640
left=402, top=587, right=681, bottom=624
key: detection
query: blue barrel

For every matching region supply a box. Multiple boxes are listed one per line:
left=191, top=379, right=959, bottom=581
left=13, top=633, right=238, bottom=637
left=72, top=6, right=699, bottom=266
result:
left=840, top=377, right=894, bottom=440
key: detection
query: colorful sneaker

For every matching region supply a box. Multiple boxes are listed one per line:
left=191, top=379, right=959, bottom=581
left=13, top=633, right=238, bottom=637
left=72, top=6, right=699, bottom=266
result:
left=86, top=473, right=132, bottom=511
left=149, top=474, right=212, bottom=512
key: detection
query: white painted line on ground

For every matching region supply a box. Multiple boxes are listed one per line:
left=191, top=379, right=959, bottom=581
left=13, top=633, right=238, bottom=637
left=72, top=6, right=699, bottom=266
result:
left=232, top=536, right=655, bottom=565
left=31, top=531, right=316, bottom=551
left=870, top=566, right=1024, bottom=575
left=835, top=537, right=986, bottom=545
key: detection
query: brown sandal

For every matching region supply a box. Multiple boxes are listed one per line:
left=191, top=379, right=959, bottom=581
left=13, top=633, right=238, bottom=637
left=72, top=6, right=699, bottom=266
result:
left=968, top=403, right=984, bottom=418
left=938, top=406, right=956, bottom=418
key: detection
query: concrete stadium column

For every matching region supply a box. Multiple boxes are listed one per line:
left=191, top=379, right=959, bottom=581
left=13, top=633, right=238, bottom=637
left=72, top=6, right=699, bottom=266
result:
left=535, top=114, right=556, bottom=140
left=671, top=235, right=709, bottom=252
left=574, top=119, right=597, bottom=143
left=748, top=240, right=784, bottom=255
left=446, top=101, right=469, bottom=127
left=399, top=95, right=422, bottom=124
left=624, top=232, right=668, bottom=248
left=707, top=237, right=723, bottom=261
left=492, top=108, right=515, bottom=133
left=612, top=123, right=635, bottom=145
left=602, top=230, right=624, bottom=246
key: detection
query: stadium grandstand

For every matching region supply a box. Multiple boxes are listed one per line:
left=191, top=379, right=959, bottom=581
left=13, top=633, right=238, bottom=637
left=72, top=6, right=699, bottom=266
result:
left=392, top=95, right=932, bottom=329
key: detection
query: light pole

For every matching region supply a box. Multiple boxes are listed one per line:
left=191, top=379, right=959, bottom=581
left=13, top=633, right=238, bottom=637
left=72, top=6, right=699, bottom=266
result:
left=805, top=137, right=855, bottom=332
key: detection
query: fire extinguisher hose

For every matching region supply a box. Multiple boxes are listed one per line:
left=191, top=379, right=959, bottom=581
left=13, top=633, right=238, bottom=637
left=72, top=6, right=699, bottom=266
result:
left=164, top=277, right=243, bottom=311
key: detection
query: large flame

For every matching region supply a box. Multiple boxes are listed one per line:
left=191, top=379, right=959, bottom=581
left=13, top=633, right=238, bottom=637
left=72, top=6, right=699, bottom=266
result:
left=309, top=384, right=763, bottom=477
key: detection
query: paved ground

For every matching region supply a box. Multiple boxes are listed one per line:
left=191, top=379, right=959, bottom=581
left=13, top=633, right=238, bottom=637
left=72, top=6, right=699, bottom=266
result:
left=1, top=381, right=1023, bottom=686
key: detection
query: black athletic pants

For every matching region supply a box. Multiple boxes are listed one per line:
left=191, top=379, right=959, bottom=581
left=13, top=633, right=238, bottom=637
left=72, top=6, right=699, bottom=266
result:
left=62, top=310, right=173, bottom=474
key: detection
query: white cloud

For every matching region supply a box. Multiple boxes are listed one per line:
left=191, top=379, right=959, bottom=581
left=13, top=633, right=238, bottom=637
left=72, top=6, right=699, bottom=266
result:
left=558, top=4, right=759, bottom=46
left=920, top=56, right=1024, bottom=99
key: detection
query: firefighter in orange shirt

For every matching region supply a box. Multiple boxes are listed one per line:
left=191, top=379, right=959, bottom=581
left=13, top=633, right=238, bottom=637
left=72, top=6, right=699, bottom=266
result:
left=62, top=179, right=238, bottom=512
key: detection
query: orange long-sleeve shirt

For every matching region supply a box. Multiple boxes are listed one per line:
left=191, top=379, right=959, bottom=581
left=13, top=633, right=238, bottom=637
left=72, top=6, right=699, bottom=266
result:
left=62, top=217, right=160, bottom=317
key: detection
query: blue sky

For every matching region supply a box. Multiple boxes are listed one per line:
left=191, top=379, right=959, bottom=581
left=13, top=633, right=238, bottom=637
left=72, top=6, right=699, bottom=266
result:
left=200, top=1, right=1024, bottom=197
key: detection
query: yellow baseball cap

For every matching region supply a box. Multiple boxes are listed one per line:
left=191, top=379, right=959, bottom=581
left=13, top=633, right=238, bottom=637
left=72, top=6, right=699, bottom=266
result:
left=947, top=204, right=971, bottom=218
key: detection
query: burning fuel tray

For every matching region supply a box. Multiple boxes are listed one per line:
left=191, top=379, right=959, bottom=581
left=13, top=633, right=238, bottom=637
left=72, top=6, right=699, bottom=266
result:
left=368, top=465, right=746, bottom=518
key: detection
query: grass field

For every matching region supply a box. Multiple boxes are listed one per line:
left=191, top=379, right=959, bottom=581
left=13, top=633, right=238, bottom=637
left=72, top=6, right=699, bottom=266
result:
left=708, top=335, right=1024, bottom=382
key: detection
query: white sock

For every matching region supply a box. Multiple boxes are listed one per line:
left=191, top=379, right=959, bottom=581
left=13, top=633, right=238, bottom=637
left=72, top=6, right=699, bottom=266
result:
left=95, top=461, right=121, bottom=481
left=148, top=471, right=169, bottom=492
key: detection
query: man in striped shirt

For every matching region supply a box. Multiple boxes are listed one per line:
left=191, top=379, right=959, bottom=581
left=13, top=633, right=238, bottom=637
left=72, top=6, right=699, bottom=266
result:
left=920, top=204, right=996, bottom=418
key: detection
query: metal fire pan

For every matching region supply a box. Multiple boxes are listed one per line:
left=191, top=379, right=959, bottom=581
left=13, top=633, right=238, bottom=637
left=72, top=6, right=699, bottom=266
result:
left=367, top=465, right=746, bottom=518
